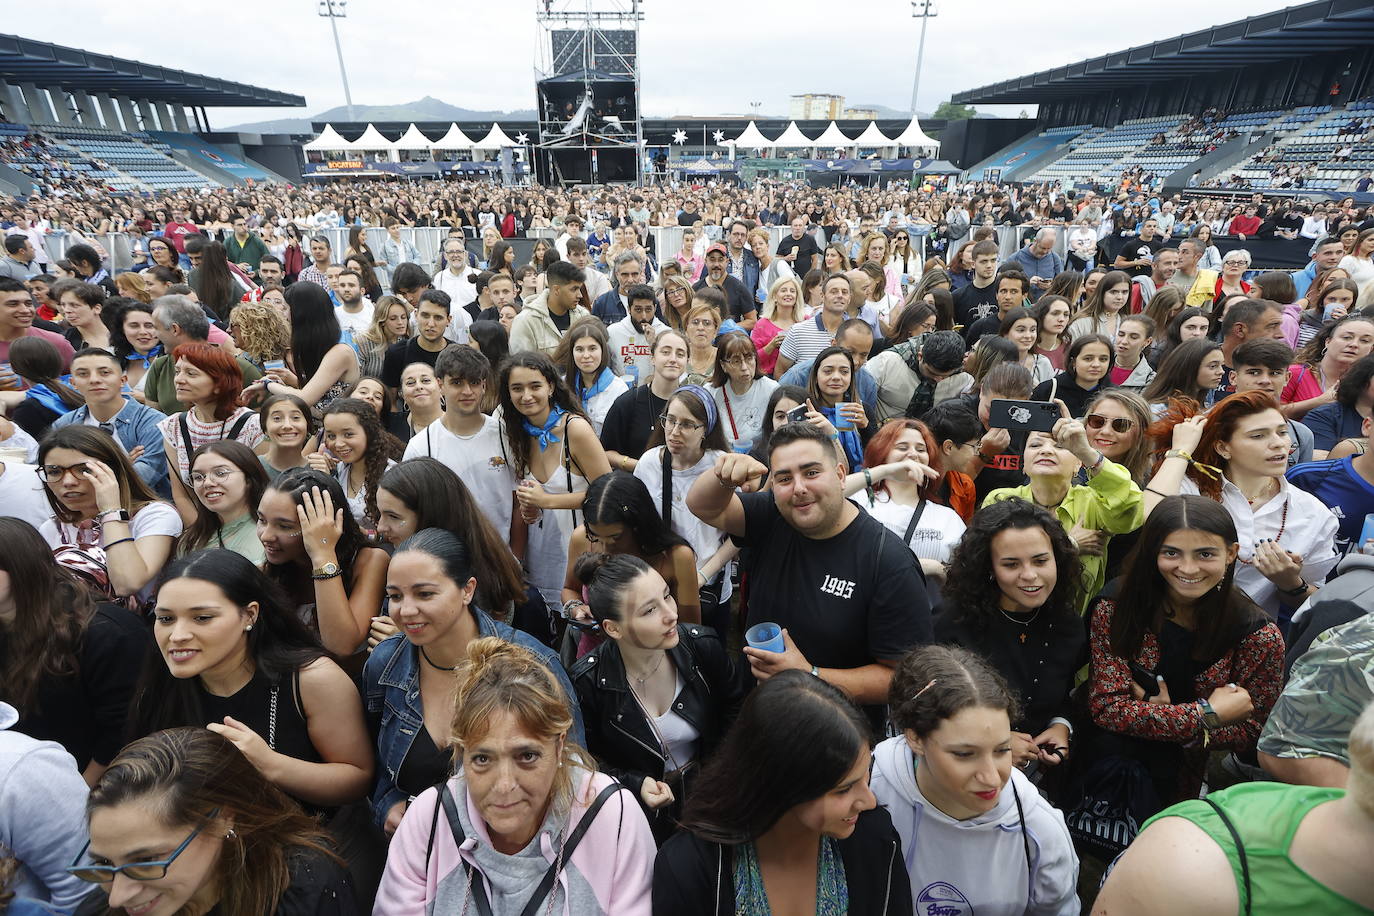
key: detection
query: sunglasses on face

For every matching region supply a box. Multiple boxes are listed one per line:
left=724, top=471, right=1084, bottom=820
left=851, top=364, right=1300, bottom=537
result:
left=1084, top=414, right=1135, bottom=433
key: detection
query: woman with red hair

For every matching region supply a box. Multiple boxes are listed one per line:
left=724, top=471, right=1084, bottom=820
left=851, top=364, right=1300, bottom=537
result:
left=841, top=418, right=966, bottom=592
left=1144, top=390, right=1339, bottom=623
left=158, top=342, right=267, bottom=524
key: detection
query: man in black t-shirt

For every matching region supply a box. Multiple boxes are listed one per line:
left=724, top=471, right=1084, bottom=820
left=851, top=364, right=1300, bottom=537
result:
left=687, top=423, right=931, bottom=728
left=381, top=289, right=454, bottom=391
left=694, top=243, right=756, bottom=328
left=952, top=239, right=1001, bottom=328
left=1112, top=217, right=1165, bottom=279
left=775, top=214, right=821, bottom=274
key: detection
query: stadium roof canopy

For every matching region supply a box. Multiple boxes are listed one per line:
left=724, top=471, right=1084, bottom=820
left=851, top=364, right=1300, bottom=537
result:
left=0, top=33, right=305, bottom=107
left=952, top=0, right=1374, bottom=104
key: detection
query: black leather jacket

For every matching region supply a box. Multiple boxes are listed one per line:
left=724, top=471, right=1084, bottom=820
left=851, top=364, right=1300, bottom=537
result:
left=570, top=624, right=750, bottom=829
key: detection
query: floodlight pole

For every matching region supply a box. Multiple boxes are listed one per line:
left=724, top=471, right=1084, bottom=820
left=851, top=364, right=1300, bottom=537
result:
left=908, top=1, right=937, bottom=117
left=319, top=0, right=355, bottom=122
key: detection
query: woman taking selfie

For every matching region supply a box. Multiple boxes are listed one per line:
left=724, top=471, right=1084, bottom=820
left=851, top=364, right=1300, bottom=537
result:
left=362, top=529, right=581, bottom=835
left=571, top=553, right=748, bottom=842
left=653, top=671, right=911, bottom=915
left=372, top=638, right=655, bottom=915
left=870, top=645, right=1080, bottom=915
left=69, top=727, right=357, bottom=916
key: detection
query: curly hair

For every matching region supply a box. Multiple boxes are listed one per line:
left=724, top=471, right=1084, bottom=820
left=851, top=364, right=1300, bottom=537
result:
left=320, top=397, right=390, bottom=526
left=228, top=300, right=291, bottom=366
left=941, top=498, right=1083, bottom=634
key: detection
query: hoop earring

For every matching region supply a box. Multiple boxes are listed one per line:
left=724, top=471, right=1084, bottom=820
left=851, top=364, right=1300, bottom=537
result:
left=225, top=828, right=236, bottom=839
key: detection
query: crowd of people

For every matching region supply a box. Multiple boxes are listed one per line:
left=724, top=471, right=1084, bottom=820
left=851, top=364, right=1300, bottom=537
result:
left=2, top=174, right=1374, bottom=916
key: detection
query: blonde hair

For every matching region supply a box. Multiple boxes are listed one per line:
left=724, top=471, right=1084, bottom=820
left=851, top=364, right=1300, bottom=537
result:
left=746, top=227, right=770, bottom=249
left=228, top=301, right=290, bottom=365
left=360, top=294, right=411, bottom=346
left=857, top=232, right=889, bottom=265
left=451, top=638, right=595, bottom=810
left=762, top=276, right=802, bottom=322
left=116, top=271, right=152, bottom=303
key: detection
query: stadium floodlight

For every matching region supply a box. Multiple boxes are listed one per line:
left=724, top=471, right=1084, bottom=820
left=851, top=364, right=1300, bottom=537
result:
left=318, top=0, right=355, bottom=123
left=908, top=0, right=937, bottom=117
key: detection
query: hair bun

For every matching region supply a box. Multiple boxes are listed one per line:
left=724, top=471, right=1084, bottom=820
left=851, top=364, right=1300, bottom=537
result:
left=572, top=551, right=613, bottom=585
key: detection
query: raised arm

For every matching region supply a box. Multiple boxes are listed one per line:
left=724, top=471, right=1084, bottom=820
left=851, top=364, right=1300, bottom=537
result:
left=686, top=452, right=765, bottom=537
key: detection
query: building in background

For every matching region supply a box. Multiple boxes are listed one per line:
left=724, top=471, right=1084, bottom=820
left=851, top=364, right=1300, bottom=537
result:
left=789, top=93, right=842, bottom=120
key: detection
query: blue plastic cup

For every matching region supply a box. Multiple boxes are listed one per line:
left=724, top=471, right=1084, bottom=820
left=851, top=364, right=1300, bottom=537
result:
left=745, top=622, right=786, bottom=654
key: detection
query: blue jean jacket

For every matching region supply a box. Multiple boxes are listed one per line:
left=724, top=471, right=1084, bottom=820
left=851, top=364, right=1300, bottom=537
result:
left=360, top=607, right=585, bottom=827
left=51, top=399, right=170, bottom=498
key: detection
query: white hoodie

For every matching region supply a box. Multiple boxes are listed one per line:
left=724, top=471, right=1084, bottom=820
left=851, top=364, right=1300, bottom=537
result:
left=870, top=735, right=1080, bottom=916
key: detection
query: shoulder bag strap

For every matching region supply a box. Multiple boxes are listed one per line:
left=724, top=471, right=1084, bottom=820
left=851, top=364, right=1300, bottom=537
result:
left=720, top=386, right=740, bottom=443
left=562, top=416, right=580, bottom=530
left=178, top=412, right=193, bottom=462
left=517, top=783, right=626, bottom=916
left=440, top=784, right=495, bottom=916
left=1202, top=795, right=1251, bottom=916
left=901, top=498, right=928, bottom=548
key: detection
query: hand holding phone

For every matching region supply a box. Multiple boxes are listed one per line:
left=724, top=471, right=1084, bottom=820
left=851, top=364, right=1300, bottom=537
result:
left=988, top=398, right=1060, bottom=433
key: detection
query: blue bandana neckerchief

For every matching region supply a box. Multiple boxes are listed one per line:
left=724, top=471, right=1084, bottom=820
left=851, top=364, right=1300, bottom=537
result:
left=575, top=367, right=617, bottom=404
left=129, top=343, right=163, bottom=370
left=27, top=382, right=71, bottom=416
left=523, top=405, right=568, bottom=452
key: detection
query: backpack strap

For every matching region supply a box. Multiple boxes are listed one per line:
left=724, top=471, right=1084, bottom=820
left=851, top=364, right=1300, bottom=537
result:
left=440, top=784, right=495, bottom=916
left=517, top=782, right=626, bottom=916
left=1202, top=795, right=1251, bottom=916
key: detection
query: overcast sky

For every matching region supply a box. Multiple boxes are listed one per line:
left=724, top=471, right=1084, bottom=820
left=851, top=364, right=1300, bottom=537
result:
left=22, top=0, right=1289, bottom=128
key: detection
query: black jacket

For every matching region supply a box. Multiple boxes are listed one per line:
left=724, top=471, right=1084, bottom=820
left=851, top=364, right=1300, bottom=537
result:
left=570, top=624, right=750, bottom=829
left=652, top=806, right=912, bottom=915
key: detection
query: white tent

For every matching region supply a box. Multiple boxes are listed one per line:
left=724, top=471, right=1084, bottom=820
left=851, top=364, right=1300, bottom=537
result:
left=853, top=121, right=894, bottom=147
left=892, top=117, right=940, bottom=152
left=813, top=121, right=852, bottom=149
left=302, top=124, right=349, bottom=152
left=730, top=120, right=772, bottom=149
left=392, top=123, right=435, bottom=151
left=432, top=122, right=475, bottom=150
left=340, top=124, right=394, bottom=151
left=772, top=121, right=815, bottom=148
left=472, top=124, right=517, bottom=149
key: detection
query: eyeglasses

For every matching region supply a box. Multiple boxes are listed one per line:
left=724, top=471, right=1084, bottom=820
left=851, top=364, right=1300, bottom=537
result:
left=38, top=462, right=91, bottom=482
left=722, top=354, right=755, bottom=366
left=1084, top=414, right=1135, bottom=433
left=1222, top=260, right=1247, bottom=267
left=67, top=808, right=220, bottom=884
left=658, top=413, right=703, bottom=433
left=190, top=466, right=239, bottom=486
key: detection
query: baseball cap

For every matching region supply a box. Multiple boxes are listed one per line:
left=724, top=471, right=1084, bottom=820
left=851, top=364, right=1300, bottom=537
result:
left=705, top=242, right=729, bottom=257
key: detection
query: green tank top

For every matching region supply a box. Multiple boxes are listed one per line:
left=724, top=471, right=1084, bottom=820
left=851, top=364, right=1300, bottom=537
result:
left=1143, top=782, right=1372, bottom=915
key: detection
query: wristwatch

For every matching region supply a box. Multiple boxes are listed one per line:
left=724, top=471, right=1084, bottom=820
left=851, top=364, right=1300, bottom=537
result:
left=1279, top=579, right=1309, bottom=598
left=1197, top=698, right=1221, bottom=730
left=311, top=561, right=342, bottom=580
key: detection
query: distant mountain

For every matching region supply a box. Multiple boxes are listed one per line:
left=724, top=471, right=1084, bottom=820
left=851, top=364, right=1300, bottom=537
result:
left=223, top=96, right=538, bottom=134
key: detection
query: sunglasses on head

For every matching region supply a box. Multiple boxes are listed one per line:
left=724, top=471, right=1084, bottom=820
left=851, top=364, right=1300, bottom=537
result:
left=1084, top=414, right=1135, bottom=433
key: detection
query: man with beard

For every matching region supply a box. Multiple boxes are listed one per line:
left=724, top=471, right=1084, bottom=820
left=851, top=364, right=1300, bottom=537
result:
left=693, top=243, right=756, bottom=330
left=606, top=284, right=668, bottom=385
left=332, top=269, right=372, bottom=338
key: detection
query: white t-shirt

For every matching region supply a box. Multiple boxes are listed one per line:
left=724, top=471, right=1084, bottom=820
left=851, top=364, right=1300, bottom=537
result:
left=334, top=303, right=373, bottom=337
left=40, top=501, right=183, bottom=604
left=858, top=491, right=966, bottom=564
left=633, top=447, right=731, bottom=598
left=583, top=374, right=631, bottom=436
left=606, top=316, right=668, bottom=385
left=442, top=307, right=474, bottom=346
left=432, top=266, right=480, bottom=313
left=710, top=378, right=778, bottom=452
left=402, top=415, right=516, bottom=538
left=0, top=459, right=53, bottom=530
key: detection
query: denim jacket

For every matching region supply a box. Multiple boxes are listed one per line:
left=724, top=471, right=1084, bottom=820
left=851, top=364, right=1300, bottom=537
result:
left=361, top=607, right=585, bottom=827
left=51, top=399, right=170, bottom=498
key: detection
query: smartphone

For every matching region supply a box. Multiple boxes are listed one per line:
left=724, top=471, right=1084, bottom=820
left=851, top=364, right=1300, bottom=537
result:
left=785, top=404, right=809, bottom=424
left=988, top=399, right=1060, bottom=433
left=1129, top=662, right=1159, bottom=698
